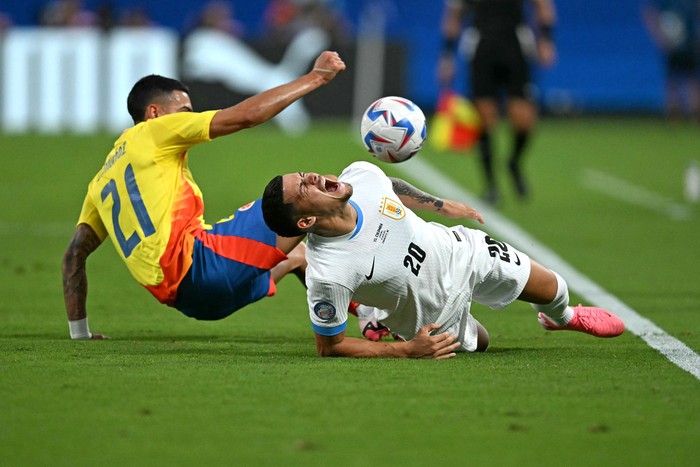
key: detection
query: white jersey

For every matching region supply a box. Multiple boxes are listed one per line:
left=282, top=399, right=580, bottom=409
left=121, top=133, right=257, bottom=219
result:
left=305, top=161, right=530, bottom=351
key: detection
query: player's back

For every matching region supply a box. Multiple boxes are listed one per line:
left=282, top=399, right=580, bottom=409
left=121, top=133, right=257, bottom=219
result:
left=80, top=111, right=216, bottom=302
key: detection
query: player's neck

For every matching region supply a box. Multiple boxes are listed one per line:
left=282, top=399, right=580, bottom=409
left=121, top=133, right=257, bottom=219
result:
left=315, top=202, right=358, bottom=237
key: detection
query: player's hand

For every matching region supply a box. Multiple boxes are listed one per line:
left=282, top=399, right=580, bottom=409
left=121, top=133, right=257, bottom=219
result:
left=437, top=199, right=485, bottom=224
left=407, top=323, right=459, bottom=359
left=312, top=51, right=346, bottom=82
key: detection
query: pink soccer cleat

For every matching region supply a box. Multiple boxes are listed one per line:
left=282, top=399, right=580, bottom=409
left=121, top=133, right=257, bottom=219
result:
left=360, top=318, right=392, bottom=341
left=538, top=305, right=625, bottom=338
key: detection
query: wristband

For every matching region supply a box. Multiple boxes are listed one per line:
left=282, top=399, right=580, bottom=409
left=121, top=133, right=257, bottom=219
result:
left=539, top=24, right=554, bottom=42
left=69, top=317, right=92, bottom=339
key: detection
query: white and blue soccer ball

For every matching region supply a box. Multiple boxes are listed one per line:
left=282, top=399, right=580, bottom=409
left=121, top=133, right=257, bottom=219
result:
left=360, top=96, right=427, bottom=163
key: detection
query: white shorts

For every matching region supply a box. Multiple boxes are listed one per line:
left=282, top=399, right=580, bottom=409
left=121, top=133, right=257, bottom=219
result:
left=457, top=312, right=482, bottom=353
left=439, top=227, right=532, bottom=352
left=453, top=226, right=532, bottom=310
left=367, top=226, right=532, bottom=353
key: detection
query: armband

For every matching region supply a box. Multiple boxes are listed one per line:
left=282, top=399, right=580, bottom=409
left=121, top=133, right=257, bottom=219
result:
left=69, top=317, right=92, bottom=339
left=539, top=24, right=554, bottom=42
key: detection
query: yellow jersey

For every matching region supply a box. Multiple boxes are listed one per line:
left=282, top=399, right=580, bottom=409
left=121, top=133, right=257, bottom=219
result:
left=78, top=110, right=218, bottom=304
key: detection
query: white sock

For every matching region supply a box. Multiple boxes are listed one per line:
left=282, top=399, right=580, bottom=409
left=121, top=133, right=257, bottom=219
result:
left=355, top=304, right=378, bottom=320
left=531, top=271, right=574, bottom=326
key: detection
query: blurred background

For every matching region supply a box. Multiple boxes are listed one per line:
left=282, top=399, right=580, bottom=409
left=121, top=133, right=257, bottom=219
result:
left=0, top=0, right=693, bottom=134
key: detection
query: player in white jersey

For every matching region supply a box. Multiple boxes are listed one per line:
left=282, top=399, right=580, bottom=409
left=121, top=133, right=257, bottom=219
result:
left=261, top=161, right=625, bottom=359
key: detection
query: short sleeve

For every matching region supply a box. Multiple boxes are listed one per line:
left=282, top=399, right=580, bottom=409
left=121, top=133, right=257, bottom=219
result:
left=149, top=110, right=218, bottom=152
left=307, top=280, right=354, bottom=336
left=77, top=192, right=108, bottom=241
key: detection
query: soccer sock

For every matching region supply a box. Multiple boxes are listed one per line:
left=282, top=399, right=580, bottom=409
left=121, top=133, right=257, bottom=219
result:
left=478, top=131, right=496, bottom=189
left=510, top=130, right=530, bottom=166
left=509, top=130, right=530, bottom=196
left=530, top=271, right=574, bottom=326
left=355, top=304, right=376, bottom=319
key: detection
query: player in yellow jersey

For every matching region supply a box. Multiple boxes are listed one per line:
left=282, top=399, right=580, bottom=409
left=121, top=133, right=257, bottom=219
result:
left=62, top=50, right=345, bottom=339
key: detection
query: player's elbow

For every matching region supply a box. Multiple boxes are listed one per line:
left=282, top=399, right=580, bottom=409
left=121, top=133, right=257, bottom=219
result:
left=62, top=244, right=82, bottom=272
left=314, top=336, right=341, bottom=357
left=314, top=331, right=347, bottom=357
left=315, top=343, right=337, bottom=357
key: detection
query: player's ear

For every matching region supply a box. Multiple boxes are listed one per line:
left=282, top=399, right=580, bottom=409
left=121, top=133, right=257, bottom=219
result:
left=297, top=216, right=316, bottom=231
left=145, top=103, right=160, bottom=120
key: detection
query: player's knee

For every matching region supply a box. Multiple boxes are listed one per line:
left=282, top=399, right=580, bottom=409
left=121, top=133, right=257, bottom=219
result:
left=508, top=100, right=536, bottom=129
left=475, top=323, right=489, bottom=352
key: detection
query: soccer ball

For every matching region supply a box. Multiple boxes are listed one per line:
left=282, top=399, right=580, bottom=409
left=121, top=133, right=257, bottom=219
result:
left=360, top=96, right=427, bottom=163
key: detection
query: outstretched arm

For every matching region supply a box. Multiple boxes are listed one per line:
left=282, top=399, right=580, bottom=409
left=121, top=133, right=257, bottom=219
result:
left=315, top=323, right=460, bottom=359
left=209, top=51, right=346, bottom=138
left=389, top=177, right=484, bottom=223
left=62, top=223, right=108, bottom=339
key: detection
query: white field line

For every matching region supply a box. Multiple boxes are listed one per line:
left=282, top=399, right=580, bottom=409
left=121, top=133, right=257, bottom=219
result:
left=582, top=168, right=692, bottom=220
left=395, top=158, right=700, bottom=381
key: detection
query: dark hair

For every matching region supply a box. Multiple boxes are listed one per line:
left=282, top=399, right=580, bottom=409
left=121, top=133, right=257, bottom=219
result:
left=126, top=75, right=190, bottom=123
left=262, top=175, right=305, bottom=237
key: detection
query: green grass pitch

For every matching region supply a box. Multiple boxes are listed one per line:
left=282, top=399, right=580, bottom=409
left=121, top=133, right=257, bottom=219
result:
left=1, top=117, right=699, bottom=466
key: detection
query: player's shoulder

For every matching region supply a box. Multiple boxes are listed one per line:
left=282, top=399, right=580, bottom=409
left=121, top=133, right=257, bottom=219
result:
left=143, top=110, right=218, bottom=131
left=149, top=111, right=204, bottom=126
left=138, top=110, right=217, bottom=144
left=341, top=161, right=387, bottom=179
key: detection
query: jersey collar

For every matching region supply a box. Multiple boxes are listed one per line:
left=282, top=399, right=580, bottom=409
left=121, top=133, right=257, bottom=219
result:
left=348, top=199, right=363, bottom=240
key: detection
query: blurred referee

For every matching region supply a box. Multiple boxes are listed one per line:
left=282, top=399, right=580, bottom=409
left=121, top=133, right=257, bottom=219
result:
left=438, top=0, right=556, bottom=204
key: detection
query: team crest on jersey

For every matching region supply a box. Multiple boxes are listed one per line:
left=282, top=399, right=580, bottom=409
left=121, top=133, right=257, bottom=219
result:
left=238, top=200, right=255, bottom=211
left=379, top=197, right=405, bottom=220
left=313, top=302, right=336, bottom=321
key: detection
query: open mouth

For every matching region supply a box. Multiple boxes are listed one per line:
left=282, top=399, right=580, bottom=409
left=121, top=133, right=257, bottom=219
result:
left=324, top=178, right=340, bottom=193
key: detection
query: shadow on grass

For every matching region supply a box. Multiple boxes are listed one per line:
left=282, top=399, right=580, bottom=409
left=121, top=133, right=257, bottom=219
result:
left=1, top=332, right=309, bottom=343
left=2, top=333, right=627, bottom=361
left=0, top=332, right=317, bottom=360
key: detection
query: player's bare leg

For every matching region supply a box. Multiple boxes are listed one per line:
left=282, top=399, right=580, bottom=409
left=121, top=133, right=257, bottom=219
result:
left=519, top=260, right=624, bottom=337
left=517, top=259, right=557, bottom=304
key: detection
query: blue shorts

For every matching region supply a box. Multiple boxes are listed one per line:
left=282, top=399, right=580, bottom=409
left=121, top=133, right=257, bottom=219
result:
left=173, top=199, right=287, bottom=320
